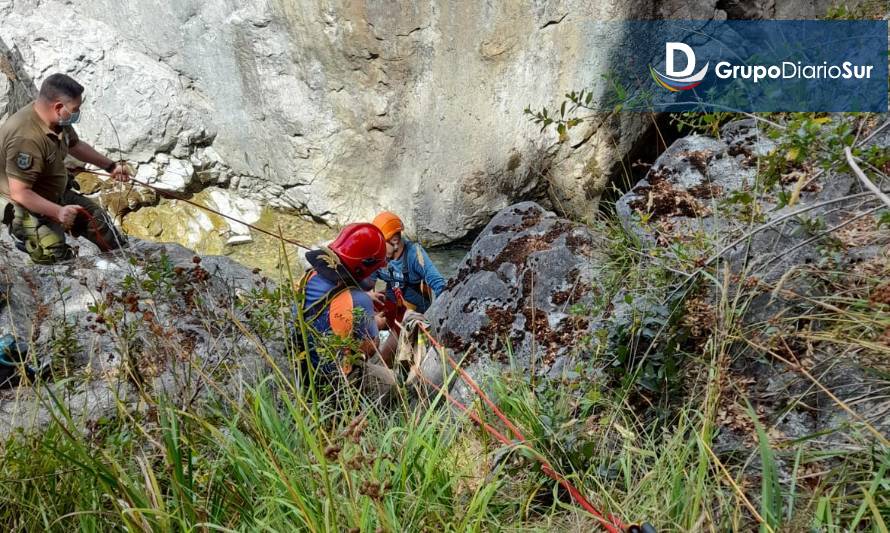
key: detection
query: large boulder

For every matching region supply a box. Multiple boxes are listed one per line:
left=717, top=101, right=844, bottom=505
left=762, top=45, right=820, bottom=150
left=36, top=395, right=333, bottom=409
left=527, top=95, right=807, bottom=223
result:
left=0, top=0, right=846, bottom=243
left=428, top=201, right=607, bottom=398
left=615, top=119, right=864, bottom=286
left=0, top=232, right=281, bottom=438
left=615, top=118, right=890, bottom=447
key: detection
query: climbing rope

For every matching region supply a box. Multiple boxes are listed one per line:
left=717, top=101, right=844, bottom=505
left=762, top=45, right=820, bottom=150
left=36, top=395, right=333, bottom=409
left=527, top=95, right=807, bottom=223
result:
left=412, top=323, right=628, bottom=533
left=76, top=168, right=312, bottom=250
left=77, top=166, right=647, bottom=532
left=71, top=206, right=115, bottom=253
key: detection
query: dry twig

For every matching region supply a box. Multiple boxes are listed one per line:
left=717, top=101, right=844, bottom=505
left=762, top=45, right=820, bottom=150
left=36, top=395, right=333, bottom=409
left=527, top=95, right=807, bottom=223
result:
left=844, top=146, right=890, bottom=209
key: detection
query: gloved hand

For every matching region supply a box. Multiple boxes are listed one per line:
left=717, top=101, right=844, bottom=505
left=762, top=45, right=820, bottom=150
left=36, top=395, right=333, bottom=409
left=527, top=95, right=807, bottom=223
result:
left=401, top=309, right=429, bottom=331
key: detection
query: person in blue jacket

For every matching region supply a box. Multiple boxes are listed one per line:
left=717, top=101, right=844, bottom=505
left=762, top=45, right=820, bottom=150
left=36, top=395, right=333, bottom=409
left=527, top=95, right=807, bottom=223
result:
left=369, top=211, right=445, bottom=330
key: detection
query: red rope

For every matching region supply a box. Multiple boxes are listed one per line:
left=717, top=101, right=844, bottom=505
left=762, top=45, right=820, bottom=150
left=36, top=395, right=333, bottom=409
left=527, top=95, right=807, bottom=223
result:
left=413, top=367, right=514, bottom=445
left=71, top=206, right=114, bottom=253
left=415, top=324, right=626, bottom=533
left=82, top=167, right=627, bottom=531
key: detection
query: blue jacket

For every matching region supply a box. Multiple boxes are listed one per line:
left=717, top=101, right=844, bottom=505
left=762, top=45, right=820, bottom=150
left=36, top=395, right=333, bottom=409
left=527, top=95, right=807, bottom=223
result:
left=369, top=238, right=445, bottom=313
left=296, top=272, right=378, bottom=373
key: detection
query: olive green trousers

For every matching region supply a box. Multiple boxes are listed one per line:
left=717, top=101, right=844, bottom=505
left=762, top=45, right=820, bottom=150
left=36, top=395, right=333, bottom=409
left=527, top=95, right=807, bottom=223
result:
left=7, top=190, right=126, bottom=264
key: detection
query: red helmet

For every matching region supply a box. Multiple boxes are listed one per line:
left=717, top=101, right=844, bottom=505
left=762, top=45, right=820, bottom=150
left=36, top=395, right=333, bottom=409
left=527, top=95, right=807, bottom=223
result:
left=328, top=223, right=387, bottom=281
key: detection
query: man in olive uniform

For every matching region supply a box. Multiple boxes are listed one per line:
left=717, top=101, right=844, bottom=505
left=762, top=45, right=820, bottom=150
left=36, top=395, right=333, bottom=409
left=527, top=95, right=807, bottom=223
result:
left=0, top=73, right=130, bottom=263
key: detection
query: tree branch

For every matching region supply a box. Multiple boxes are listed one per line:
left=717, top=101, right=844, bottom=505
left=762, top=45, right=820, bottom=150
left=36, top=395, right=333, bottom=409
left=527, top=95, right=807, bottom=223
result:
left=844, top=146, right=890, bottom=209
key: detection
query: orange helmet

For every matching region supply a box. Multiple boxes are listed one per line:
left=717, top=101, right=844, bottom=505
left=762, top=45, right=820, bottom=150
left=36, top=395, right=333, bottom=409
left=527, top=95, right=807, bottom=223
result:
left=328, top=223, right=387, bottom=280
left=372, top=211, right=404, bottom=241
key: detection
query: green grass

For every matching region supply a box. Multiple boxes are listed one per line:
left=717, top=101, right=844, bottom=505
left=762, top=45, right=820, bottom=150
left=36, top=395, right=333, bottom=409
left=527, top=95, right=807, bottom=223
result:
left=2, top=326, right=885, bottom=532
left=8, top=317, right=890, bottom=530
left=0, top=367, right=713, bottom=531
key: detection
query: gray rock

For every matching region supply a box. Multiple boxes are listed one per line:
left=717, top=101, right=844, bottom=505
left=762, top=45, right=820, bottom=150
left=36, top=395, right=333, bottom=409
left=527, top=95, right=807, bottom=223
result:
left=615, top=119, right=863, bottom=287
left=0, top=231, right=280, bottom=438
left=0, top=38, right=35, bottom=119
left=428, top=201, right=607, bottom=400
left=151, top=157, right=197, bottom=192
left=617, top=117, right=890, bottom=458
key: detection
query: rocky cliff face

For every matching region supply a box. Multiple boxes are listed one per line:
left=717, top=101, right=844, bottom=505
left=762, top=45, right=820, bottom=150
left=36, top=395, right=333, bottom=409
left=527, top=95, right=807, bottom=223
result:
left=0, top=0, right=848, bottom=243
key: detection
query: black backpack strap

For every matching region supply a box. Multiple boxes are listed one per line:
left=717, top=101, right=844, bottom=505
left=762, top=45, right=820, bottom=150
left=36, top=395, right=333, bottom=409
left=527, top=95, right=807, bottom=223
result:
left=298, top=269, right=352, bottom=325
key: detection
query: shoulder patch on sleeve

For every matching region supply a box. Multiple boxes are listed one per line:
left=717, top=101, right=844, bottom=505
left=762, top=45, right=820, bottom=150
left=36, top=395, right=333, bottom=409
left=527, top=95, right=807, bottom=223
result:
left=16, top=152, right=33, bottom=170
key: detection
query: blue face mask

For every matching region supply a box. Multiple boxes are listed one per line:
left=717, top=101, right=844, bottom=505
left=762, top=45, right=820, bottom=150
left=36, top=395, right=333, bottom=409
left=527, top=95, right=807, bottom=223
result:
left=58, top=106, right=81, bottom=126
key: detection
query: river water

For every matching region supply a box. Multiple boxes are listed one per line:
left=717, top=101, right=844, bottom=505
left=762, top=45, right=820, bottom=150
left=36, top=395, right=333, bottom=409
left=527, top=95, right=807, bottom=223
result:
left=426, top=244, right=470, bottom=279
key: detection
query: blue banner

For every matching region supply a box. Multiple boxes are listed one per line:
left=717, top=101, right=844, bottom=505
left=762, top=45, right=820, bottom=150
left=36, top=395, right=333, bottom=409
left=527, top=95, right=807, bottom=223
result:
left=583, top=20, right=888, bottom=112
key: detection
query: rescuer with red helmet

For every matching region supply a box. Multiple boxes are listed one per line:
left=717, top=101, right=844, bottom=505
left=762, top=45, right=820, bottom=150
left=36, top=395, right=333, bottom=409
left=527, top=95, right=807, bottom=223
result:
left=294, top=223, right=388, bottom=378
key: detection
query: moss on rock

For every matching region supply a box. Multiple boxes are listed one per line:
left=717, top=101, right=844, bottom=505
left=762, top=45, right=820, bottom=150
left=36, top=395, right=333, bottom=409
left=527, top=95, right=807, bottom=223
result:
left=122, top=191, right=334, bottom=277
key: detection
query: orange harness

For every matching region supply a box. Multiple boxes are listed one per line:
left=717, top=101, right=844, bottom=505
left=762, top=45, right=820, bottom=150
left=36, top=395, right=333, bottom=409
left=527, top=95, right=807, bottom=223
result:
left=296, top=270, right=361, bottom=374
